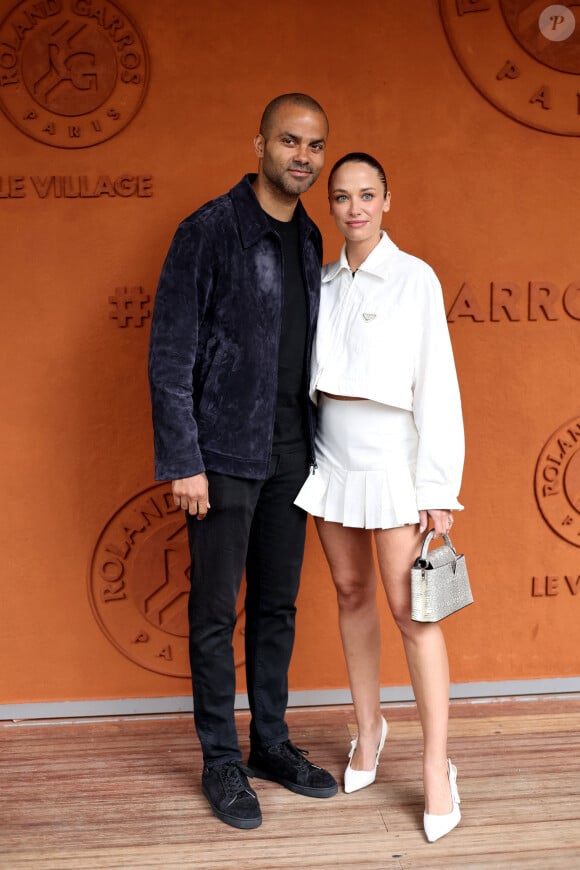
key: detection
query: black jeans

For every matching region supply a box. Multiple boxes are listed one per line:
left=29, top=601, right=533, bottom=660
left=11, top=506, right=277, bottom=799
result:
left=186, top=450, right=309, bottom=767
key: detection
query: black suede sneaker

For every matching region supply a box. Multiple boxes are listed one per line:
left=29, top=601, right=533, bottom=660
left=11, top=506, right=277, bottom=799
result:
left=248, top=740, right=338, bottom=798
left=201, top=761, right=262, bottom=829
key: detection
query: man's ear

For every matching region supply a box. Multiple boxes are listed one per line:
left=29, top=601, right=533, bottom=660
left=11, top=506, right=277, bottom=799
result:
left=253, top=134, right=265, bottom=158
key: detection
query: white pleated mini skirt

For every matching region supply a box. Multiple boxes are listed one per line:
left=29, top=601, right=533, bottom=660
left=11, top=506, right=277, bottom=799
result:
left=295, top=396, right=420, bottom=529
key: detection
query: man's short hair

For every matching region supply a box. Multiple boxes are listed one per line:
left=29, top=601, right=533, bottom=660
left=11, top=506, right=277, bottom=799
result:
left=259, top=93, right=328, bottom=139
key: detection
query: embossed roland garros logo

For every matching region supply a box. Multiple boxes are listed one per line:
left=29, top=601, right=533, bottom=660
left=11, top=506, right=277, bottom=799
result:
left=0, top=0, right=149, bottom=148
left=89, top=484, right=246, bottom=677
left=535, top=416, right=580, bottom=547
left=440, top=1, right=580, bottom=136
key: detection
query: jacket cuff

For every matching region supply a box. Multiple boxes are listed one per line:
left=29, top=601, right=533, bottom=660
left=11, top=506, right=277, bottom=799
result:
left=416, top=487, right=464, bottom=512
left=154, top=456, right=205, bottom=482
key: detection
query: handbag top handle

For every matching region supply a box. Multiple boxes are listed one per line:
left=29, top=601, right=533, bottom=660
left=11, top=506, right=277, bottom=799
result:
left=418, top=530, right=456, bottom=563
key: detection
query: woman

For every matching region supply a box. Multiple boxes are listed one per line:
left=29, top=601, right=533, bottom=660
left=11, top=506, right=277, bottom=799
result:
left=295, top=153, right=464, bottom=843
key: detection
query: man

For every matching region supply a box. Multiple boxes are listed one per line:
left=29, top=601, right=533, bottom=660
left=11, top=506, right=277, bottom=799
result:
left=148, top=94, right=337, bottom=830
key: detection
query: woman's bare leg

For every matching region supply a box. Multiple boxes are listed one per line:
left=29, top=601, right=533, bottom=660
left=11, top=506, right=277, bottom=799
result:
left=315, top=518, right=384, bottom=770
left=375, top=525, right=453, bottom=814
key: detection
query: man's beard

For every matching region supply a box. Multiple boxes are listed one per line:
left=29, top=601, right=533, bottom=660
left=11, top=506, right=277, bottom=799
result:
left=266, top=163, right=317, bottom=196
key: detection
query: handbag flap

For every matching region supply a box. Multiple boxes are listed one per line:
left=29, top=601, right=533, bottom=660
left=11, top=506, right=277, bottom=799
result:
left=425, top=544, right=458, bottom=569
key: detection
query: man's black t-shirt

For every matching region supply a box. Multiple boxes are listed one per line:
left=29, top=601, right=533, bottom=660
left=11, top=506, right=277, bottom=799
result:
left=268, top=213, right=308, bottom=452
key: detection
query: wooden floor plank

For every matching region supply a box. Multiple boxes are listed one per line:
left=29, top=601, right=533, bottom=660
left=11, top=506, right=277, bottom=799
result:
left=1, top=696, right=579, bottom=869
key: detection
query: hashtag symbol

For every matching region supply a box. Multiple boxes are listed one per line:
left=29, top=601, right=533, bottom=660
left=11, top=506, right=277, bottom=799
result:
left=109, top=286, right=150, bottom=327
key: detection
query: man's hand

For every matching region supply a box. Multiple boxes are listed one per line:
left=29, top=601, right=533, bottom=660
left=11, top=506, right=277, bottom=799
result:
left=172, top=474, right=210, bottom=520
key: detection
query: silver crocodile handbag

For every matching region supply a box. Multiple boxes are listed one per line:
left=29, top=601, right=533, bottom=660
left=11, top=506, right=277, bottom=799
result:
left=411, top=530, right=473, bottom=622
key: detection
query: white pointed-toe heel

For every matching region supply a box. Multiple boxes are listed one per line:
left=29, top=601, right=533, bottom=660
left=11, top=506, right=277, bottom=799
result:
left=344, top=715, right=388, bottom=794
left=423, top=759, right=461, bottom=843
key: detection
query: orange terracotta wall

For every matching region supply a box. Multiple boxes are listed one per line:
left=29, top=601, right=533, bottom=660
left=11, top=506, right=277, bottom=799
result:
left=1, top=0, right=579, bottom=709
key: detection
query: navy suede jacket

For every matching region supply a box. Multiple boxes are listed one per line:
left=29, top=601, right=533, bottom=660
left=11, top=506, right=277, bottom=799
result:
left=148, top=174, right=322, bottom=481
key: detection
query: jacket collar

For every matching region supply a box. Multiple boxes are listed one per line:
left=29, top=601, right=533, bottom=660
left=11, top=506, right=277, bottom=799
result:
left=229, top=174, right=315, bottom=249
left=322, top=231, right=399, bottom=282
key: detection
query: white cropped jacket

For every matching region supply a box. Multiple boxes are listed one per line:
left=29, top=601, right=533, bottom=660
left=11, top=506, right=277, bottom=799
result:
left=311, top=232, right=464, bottom=511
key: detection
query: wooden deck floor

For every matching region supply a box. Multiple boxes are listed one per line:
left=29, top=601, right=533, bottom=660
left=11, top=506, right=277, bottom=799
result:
left=1, top=695, right=579, bottom=869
